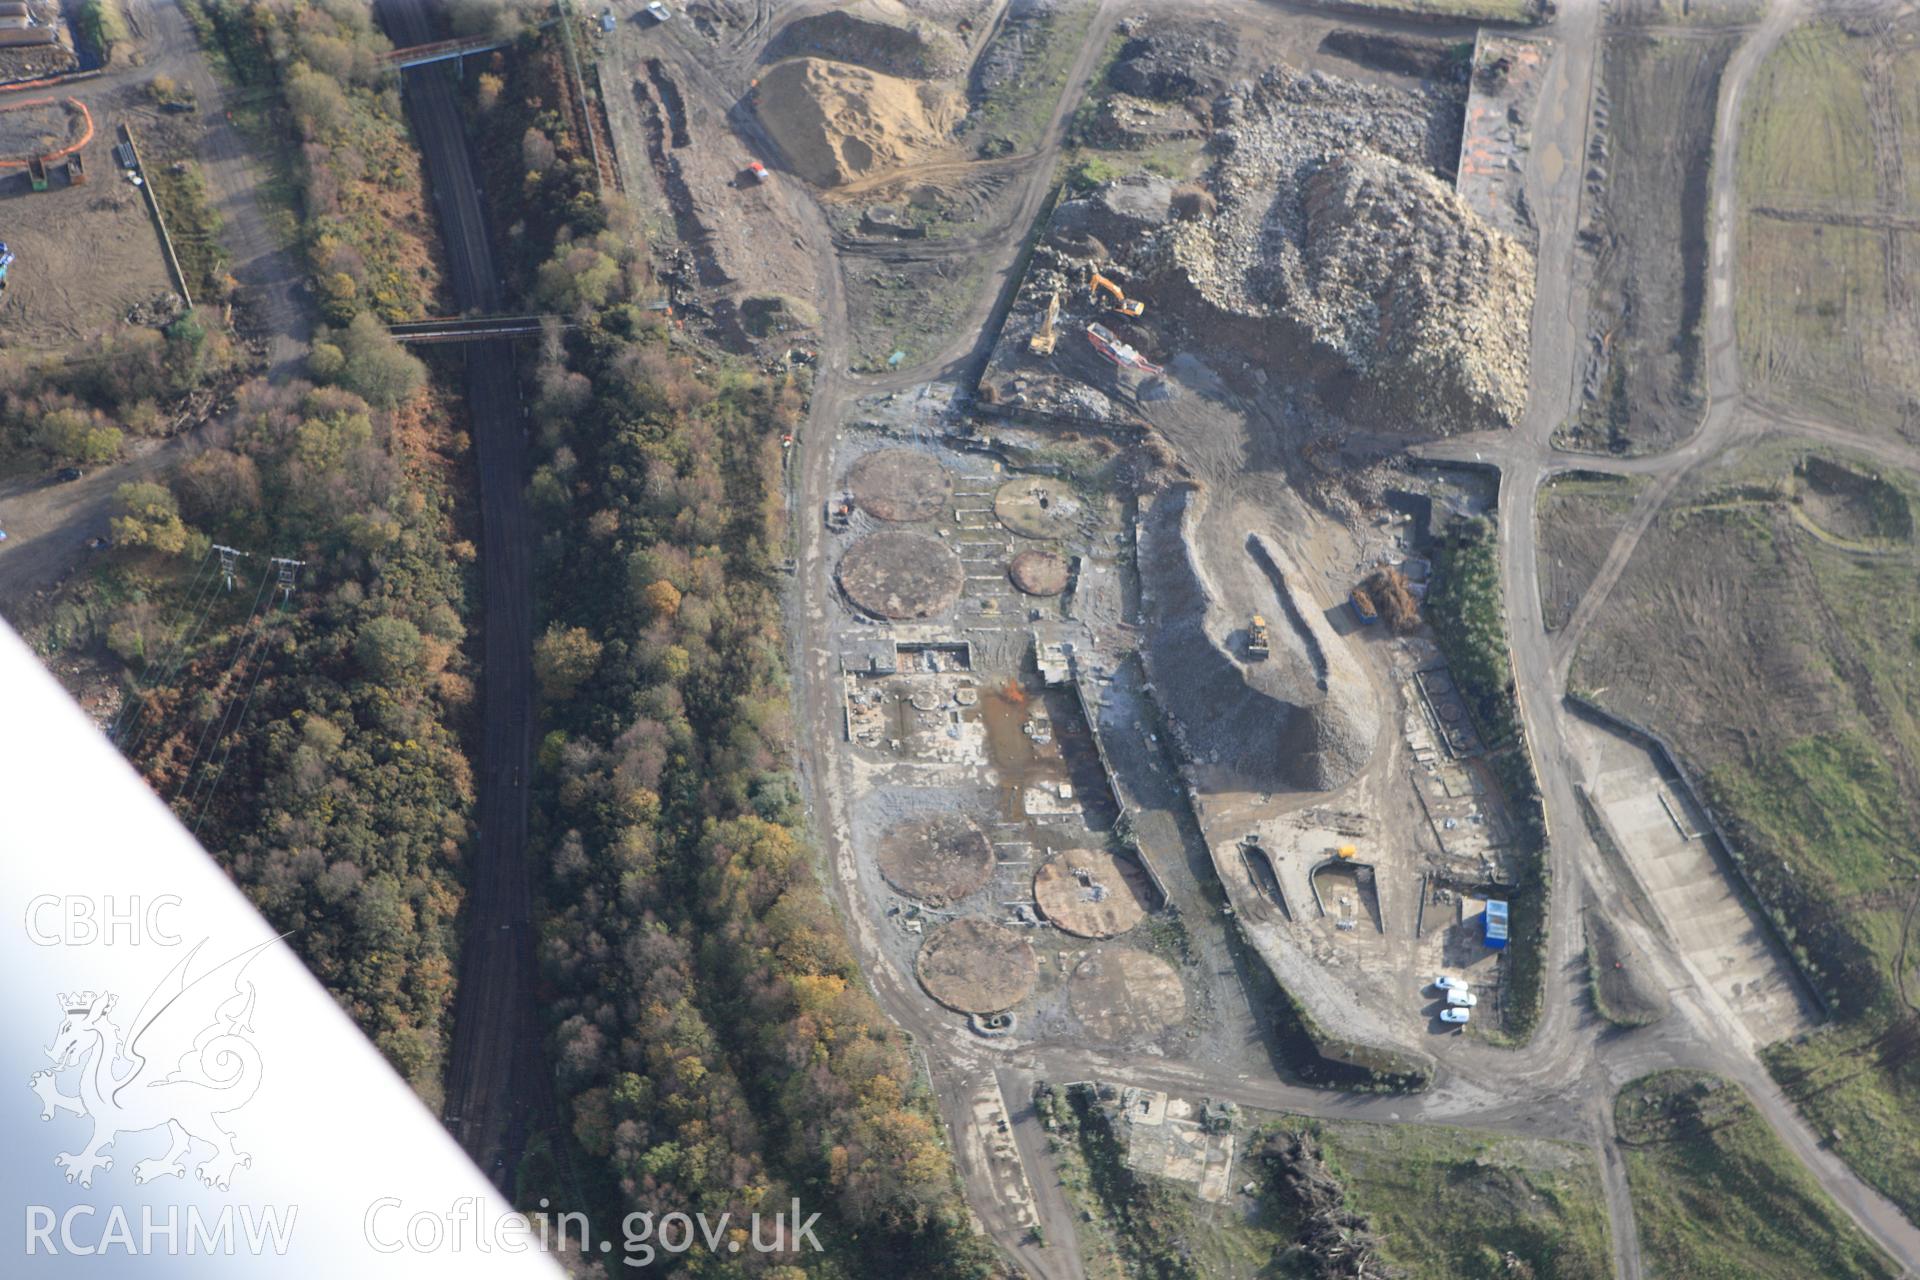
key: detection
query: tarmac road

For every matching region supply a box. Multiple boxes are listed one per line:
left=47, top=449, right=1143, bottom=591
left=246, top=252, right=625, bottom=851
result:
left=380, top=0, right=541, bottom=1185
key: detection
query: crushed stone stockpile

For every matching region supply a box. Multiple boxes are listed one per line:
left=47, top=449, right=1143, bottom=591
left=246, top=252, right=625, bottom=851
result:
left=1150, top=67, right=1533, bottom=434
left=756, top=57, right=965, bottom=188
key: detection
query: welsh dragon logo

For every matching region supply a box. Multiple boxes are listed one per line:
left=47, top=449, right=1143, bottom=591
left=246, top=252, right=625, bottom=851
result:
left=29, top=938, right=273, bottom=1191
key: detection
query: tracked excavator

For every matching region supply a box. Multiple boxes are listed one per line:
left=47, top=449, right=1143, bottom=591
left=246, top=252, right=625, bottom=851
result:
left=1028, top=289, right=1060, bottom=356
left=1089, top=272, right=1144, bottom=318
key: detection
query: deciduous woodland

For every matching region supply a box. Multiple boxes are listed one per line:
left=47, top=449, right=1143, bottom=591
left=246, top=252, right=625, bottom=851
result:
left=476, top=34, right=997, bottom=1274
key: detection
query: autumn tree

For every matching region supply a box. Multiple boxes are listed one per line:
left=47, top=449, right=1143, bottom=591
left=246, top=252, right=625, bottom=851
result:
left=110, top=482, right=189, bottom=554
left=327, top=313, right=427, bottom=409
left=533, top=624, right=603, bottom=701
left=37, top=408, right=123, bottom=465
left=355, top=615, right=425, bottom=683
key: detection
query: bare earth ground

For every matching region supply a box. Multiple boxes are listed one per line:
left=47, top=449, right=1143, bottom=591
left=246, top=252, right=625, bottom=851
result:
left=1561, top=26, right=1735, bottom=454
left=1735, top=13, right=1920, bottom=442
left=1536, top=472, right=1641, bottom=631
left=0, top=81, right=176, bottom=353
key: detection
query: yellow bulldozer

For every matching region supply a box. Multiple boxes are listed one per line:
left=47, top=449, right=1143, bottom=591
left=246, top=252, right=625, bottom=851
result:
left=1247, top=614, right=1270, bottom=660
left=1028, top=289, right=1060, bottom=356
left=1089, top=272, right=1145, bottom=318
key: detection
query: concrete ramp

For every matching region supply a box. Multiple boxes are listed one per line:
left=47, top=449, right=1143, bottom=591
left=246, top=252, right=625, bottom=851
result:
left=1573, top=716, right=1818, bottom=1047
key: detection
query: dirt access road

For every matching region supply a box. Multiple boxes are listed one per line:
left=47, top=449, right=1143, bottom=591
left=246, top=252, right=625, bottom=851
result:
left=379, top=0, right=542, bottom=1187
left=1422, top=0, right=1920, bottom=1270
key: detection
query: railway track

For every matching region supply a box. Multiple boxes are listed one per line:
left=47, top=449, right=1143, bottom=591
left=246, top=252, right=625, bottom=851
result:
left=387, top=314, right=573, bottom=344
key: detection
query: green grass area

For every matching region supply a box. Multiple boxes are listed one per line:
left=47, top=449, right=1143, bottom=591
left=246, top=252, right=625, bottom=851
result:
left=964, top=0, right=1098, bottom=156
left=1535, top=475, right=1643, bottom=620
left=1538, top=473, right=1642, bottom=511
left=146, top=159, right=231, bottom=306
left=1711, top=734, right=1908, bottom=902
left=845, top=255, right=987, bottom=374
left=1286, top=1118, right=1611, bottom=1280
left=1037, top=1088, right=1606, bottom=1280
left=1617, top=0, right=1764, bottom=22
left=77, top=0, right=130, bottom=63
left=1305, top=0, right=1540, bottom=21
left=1614, top=1070, right=1897, bottom=1279
left=1766, top=1024, right=1920, bottom=1224
left=1739, top=24, right=1875, bottom=204
left=1901, top=47, right=1920, bottom=209
left=1736, top=22, right=1920, bottom=432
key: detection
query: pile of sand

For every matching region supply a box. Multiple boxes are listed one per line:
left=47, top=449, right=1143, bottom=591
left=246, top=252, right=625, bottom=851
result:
left=756, top=57, right=964, bottom=188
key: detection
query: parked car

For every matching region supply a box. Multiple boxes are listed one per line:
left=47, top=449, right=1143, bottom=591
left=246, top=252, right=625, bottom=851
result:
left=1429, top=975, right=1468, bottom=993
left=1439, top=1007, right=1470, bottom=1025
left=55, top=466, right=83, bottom=482
left=645, top=1, right=671, bottom=20
left=1445, top=989, right=1478, bottom=1008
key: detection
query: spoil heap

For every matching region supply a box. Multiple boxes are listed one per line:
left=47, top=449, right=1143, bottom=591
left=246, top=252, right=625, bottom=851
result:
left=1136, top=488, right=1372, bottom=792
left=756, top=57, right=965, bottom=188
left=1149, top=66, right=1532, bottom=434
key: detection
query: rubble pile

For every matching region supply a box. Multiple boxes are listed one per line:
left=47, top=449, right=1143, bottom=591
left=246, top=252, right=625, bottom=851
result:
left=1261, top=1130, right=1400, bottom=1279
left=1153, top=67, right=1532, bottom=434
left=1288, top=151, right=1534, bottom=432
left=1107, top=18, right=1236, bottom=101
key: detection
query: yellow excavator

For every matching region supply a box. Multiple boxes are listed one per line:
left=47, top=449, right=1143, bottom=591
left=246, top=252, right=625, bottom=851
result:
left=1247, top=614, right=1270, bottom=660
left=1028, top=289, right=1060, bottom=356
left=1090, top=272, right=1145, bottom=318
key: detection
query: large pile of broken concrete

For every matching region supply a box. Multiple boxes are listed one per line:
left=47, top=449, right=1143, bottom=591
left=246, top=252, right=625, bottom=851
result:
left=1147, top=66, right=1533, bottom=434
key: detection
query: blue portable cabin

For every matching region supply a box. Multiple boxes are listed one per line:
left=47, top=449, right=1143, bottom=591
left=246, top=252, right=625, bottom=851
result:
left=1483, top=899, right=1509, bottom=949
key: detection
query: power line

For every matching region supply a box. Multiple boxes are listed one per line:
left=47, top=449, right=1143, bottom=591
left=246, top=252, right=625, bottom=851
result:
left=112, top=546, right=229, bottom=751
left=108, top=544, right=216, bottom=743
left=182, top=620, right=277, bottom=836
left=121, top=557, right=251, bottom=762
left=183, top=559, right=306, bottom=837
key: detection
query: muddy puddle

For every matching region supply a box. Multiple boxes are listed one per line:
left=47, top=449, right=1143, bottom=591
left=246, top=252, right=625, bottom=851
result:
left=981, top=681, right=1117, bottom=829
